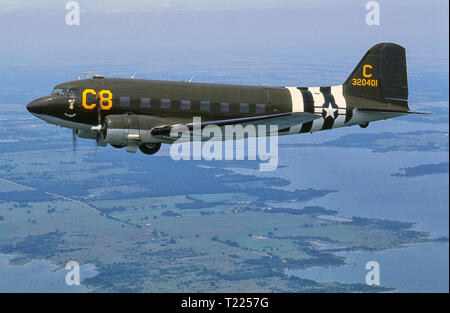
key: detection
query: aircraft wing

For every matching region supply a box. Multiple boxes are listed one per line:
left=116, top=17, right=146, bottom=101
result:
left=151, top=112, right=321, bottom=142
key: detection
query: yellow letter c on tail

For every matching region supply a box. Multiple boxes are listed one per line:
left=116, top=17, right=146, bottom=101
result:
left=363, top=65, right=373, bottom=78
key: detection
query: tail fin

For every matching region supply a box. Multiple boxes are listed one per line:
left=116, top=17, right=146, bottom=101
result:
left=343, top=43, right=409, bottom=111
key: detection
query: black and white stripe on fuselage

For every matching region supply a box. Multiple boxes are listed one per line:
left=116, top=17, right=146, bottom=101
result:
left=285, top=85, right=353, bottom=134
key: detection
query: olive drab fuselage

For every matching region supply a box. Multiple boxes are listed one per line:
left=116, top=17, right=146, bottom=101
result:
left=26, top=43, right=417, bottom=155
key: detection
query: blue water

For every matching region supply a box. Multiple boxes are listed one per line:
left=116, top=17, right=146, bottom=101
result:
left=226, top=104, right=449, bottom=292
left=286, top=242, right=449, bottom=292
left=229, top=115, right=449, bottom=237
left=0, top=255, right=97, bottom=292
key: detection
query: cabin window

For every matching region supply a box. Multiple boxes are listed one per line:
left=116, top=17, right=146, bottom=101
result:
left=161, top=99, right=171, bottom=109
left=220, top=102, right=230, bottom=112
left=181, top=99, right=191, bottom=110
left=255, top=103, right=265, bottom=114
left=120, top=96, right=130, bottom=107
left=240, top=103, right=249, bottom=113
left=200, top=100, right=210, bottom=111
left=140, top=98, right=151, bottom=108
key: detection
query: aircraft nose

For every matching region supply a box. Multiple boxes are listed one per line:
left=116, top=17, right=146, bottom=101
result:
left=26, top=99, right=46, bottom=114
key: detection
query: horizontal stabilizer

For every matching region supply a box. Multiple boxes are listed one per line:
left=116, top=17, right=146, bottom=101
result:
left=357, top=108, right=429, bottom=115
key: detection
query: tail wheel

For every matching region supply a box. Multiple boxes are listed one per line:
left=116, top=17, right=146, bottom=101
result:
left=359, top=122, right=369, bottom=128
left=139, top=143, right=161, bottom=155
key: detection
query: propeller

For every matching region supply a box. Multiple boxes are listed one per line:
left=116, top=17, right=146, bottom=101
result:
left=95, top=103, right=102, bottom=155
left=96, top=101, right=102, bottom=144
left=72, top=129, right=77, bottom=154
left=91, top=95, right=107, bottom=149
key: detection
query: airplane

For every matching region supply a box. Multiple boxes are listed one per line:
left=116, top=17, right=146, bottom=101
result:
left=26, top=42, right=422, bottom=155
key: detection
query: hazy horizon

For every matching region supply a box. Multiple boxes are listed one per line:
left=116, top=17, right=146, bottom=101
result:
left=0, top=0, right=447, bottom=64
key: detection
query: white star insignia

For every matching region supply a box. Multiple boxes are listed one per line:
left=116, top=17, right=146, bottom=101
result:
left=322, top=103, right=337, bottom=119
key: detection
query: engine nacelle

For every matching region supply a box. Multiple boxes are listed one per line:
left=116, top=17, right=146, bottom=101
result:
left=102, top=114, right=163, bottom=147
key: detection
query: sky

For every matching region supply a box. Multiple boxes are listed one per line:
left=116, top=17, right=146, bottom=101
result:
left=2, top=0, right=361, bottom=12
left=0, top=0, right=448, bottom=100
left=0, top=0, right=447, bottom=62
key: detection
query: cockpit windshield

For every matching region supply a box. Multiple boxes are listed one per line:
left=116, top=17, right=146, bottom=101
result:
left=52, top=88, right=69, bottom=96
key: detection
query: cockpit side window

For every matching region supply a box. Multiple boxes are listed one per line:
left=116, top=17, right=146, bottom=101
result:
left=69, top=89, right=80, bottom=99
left=52, top=88, right=69, bottom=96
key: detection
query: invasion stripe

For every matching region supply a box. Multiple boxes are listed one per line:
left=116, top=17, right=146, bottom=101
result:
left=299, top=121, right=313, bottom=133
left=285, top=87, right=304, bottom=113
left=345, top=108, right=353, bottom=123
left=332, top=85, right=348, bottom=128
left=322, top=117, right=334, bottom=130
left=298, top=87, right=314, bottom=113
left=320, top=86, right=332, bottom=94
left=308, top=87, right=325, bottom=132
left=285, top=87, right=305, bottom=134
left=298, top=87, right=314, bottom=133
left=320, top=86, right=336, bottom=130
left=288, top=124, right=302, bottom=134
left=331, top=85, right=347, bottom=109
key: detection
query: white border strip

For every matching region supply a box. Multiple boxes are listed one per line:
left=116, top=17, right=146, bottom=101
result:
left=285, top=87, right=304, bottom=113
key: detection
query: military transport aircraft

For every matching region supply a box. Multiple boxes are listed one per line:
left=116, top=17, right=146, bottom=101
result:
left=26, top=43, right=421, bottom=155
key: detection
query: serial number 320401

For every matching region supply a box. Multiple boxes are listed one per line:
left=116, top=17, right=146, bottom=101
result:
left=352, top=78, right=378, bottom=87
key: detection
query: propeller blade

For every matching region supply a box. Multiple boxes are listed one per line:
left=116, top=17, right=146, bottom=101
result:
left=96, top=95, right=102, bottom=146
left=97, top=103, right=102, bottom=125
left=72, top=129, right=77, bottom=154
left=93, top=137, right=98, bottom=157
